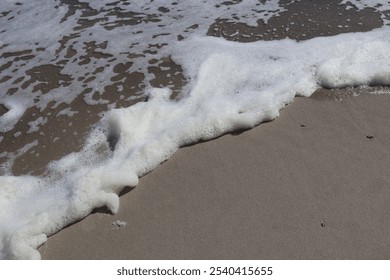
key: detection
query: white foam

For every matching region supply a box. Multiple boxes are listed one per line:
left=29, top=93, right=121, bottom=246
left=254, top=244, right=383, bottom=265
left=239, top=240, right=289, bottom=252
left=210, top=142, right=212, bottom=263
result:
left=27, top=117, right=48, bottom=134
left=2, top=26, right=390, bottom=259
left=0, top=100, right=26, bottom=133
left=56, top=108, right=78, bottom=118
left=1, top=0, right=387, bottom=138
left=0, top=0, right=286, bottom=136
left=0, top=140, right=38, bottom=176
left=341, top=0, right=390, bottom=25
left=2, top=0, right=390, bottom=260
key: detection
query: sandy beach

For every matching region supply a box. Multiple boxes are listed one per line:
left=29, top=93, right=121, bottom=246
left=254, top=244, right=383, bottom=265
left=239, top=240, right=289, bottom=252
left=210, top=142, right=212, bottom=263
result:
left=39, top=88, right=390, bottom=259
left=2, top=0, right=390, bottom=260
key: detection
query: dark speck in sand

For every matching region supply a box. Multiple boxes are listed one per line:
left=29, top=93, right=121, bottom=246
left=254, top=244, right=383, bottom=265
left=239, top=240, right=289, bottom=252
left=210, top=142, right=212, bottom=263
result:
left=112, top=220, right=127, bottom=230
left=366, top=135, right=375, bottom=140
left=321, top=222, right=326, bottom=228
left=300, top=124, right=307, bottom=128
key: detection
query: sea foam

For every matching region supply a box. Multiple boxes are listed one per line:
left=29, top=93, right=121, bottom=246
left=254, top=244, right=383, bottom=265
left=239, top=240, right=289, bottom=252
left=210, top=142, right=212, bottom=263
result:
left=341, top=0, right=390, bottom=25
left=1, top=0, right=390, bottom=259
left=2, top=26, right=390, bottom=259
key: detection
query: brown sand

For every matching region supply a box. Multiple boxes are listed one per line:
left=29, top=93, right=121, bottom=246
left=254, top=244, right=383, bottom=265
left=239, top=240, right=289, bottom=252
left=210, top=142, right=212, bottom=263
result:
left=2, top=0, right=389, bottom=260
left=39, top=89, right=390, bottom=259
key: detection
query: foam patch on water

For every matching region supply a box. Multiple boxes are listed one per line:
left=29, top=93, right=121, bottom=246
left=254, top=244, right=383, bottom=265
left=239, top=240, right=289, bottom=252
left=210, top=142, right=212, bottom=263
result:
left=1, top=0, right=388, bottom=177
left=2, top=25, right=390, bottom=258
left=0, top=0, right=285, bottom=136
left=342, top=0, right=390, bottom=24
left=0, top=0, right=294, bottom=177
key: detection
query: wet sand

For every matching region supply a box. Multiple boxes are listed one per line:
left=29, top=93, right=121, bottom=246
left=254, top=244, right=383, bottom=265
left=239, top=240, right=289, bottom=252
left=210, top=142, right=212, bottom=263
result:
left=1, top=0, right=383, bottom=176
left=39, top=89, right=390, bottom=259
left=37, top=1, right=390, bottom=260
left=2, top=0, right=390, bottom=259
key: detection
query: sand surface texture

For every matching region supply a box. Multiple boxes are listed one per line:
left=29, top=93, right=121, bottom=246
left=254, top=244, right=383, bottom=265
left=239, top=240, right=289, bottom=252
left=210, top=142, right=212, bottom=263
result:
left=1, top=0, right=390, bottom=259
left=40, top=89, right=390, bottom=259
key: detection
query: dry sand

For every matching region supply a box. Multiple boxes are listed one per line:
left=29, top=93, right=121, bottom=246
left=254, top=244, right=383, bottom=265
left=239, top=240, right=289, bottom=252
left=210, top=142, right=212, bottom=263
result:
left=39, top=88, right=390, bottom=259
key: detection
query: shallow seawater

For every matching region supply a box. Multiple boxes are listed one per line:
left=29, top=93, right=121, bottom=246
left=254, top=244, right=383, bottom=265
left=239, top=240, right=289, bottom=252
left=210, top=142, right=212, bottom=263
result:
left=0, top=0, right=390, bottom=259
left=0, top=0, right=386, bottom=176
